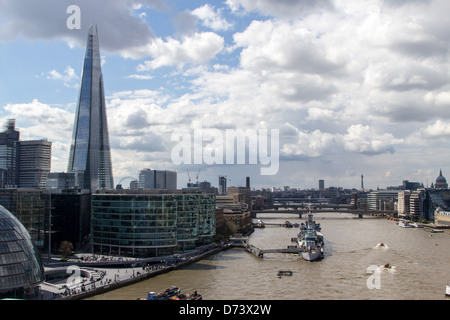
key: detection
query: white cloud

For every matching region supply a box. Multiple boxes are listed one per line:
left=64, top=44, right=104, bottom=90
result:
left=2, top=99, right=75, bottom=172
left=135, top=32, right=224, bottom=70
left=191, top=4, right=233, bottom=31
left=280, top=124, right=403, bottom=160
left=4, top=99, right=73, bottom=133
left=342, top=124, right=402, bottom=155
left=4, top=0, right=450, bottom=189
left=419, top=120, right=450, bottom=138
left=233, top=20, right=346, bottom=76
left=46, top=66, right=79, bottom=88
left=226, top=0, right=335, bottom=19
left=0, top=0, right=157, bottom=54
left=127, top=74, right=154, bottom=80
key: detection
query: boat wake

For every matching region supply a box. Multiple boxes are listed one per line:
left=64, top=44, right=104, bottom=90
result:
left=373, top=243, right=389, bottom=249
left=380, top=264, right=397, bottom=273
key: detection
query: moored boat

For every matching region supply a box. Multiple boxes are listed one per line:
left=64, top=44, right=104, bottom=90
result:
left=297, top=214, right=324, bottom=262
left=410, top=222, right=424, bottom=228
left=398, top=219, right=412, bottom=228
left=446, top=284, right=450, bottom=297
left=140, top=286, right=180, bottom=300
left=138, top=286, right=202, bottom=300
left=171, top=290, right=203, bottom=300
left=187, top=290, right=203, bottom=300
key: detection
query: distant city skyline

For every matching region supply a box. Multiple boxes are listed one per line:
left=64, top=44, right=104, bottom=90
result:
left=1, top=1, right=450, bottom=190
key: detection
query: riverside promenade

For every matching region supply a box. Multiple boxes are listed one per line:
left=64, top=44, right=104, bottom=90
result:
left=37, top=243, right=229, bottom=300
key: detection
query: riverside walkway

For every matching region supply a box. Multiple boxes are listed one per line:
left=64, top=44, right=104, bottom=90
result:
left=37, top=243, right=228, bottom=300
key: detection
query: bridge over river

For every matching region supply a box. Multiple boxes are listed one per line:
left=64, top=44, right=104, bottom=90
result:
left=251, top=207, right=395, bottom=219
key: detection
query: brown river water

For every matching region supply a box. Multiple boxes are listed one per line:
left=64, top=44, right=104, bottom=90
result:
left=87, top=212, right=450, bottom=300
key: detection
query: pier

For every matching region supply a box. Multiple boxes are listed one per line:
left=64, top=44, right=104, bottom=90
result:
left=229, top=234, right=301, bottom=258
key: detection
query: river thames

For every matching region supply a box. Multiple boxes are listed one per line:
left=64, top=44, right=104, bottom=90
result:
left=87, top=212, right=450, bottom=300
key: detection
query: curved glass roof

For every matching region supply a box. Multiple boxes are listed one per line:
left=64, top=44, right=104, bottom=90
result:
left=0, top=205, right=44, bottom=292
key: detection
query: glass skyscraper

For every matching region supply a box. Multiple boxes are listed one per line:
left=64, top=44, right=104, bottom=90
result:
left=0, top=120, right=19, bottom=188
left=68, top=24, right=114, bottom=191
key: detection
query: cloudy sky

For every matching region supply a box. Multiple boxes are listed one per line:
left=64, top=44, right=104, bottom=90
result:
left=1, top=0, right=450, bottom=190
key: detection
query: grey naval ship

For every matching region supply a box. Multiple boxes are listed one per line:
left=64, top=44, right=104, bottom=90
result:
left=297, top=214, right=324, bottom=261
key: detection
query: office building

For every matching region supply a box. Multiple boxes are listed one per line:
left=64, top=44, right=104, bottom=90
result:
left=138, top=169, right=177, bottom=190
left=402, top=180, right=421, bottom=191
left=138, top=169, right=154, bottom=189
left=319, top=179, right=325, bottom=191
left=0, top=120, right=52, bottom=190
left=17, top=140, right=52, bottom=189
left=47, top=172, right=77, bottom=190
left=435, top=208, right=450, bottom=226
left=91, top=190, right=215, bottom=257
left=410, top=189, right=425, bottom=218
left=218, top=176, right=227, bottom=195
left=367, top=190, right=398, bottom=211
left=216, top=195, right=251, bottom=236
left=397, top=190, right=411, bottom=217
left=49, top=189, right=91, bottom=252
left=0, top=120, right=20, bottom=188
left=227, top=186, right=251, bottom=210
left=409, top=188, right=450, bottom=221
left=67, top=23, right=114, bottom=191
left=0, top=189, right=47, bottom=248
left=198, top=181, right=212, bottom=193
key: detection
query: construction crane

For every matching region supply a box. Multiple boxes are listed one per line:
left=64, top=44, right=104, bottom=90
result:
left=196, top=168, right=201, bottom=184
left=187, top=170, right=192, bottom=184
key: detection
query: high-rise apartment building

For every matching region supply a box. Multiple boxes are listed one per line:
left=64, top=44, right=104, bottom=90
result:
left=67, top=24, right=114, bottom=191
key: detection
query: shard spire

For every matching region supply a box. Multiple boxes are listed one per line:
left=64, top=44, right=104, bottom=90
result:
left=68, top=24, right=114, bottom=191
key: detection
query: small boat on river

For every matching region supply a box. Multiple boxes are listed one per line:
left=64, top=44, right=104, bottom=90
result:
left=277, top=270, right=293, bottom=277
left=398, top=219, right=412, bottom=228
left=137, top=286, right=202, bottom=300
left=138, top=286, right=180, bottom=300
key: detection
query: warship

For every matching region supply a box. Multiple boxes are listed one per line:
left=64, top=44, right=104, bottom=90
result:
left=297, top=214, right=324, bottom=261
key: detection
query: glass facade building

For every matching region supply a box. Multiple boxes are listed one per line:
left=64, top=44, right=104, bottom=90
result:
left=91, top=191, right=216, bottom=257
left=67, top=24, right=114, bottom=191
left=0, top=120, right=20, bottom=189
left=0, top=189, right=47, bottom=249
left=0, top=205, right=44, bottom=299
left=17, top=139, right=52, bottom=189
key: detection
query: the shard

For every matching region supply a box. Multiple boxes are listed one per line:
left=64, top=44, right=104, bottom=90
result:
left=68, top=24, right=114, bottom=191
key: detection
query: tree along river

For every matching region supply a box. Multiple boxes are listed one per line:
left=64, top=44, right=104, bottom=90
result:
left=87, top=212, right=450, bottom=300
